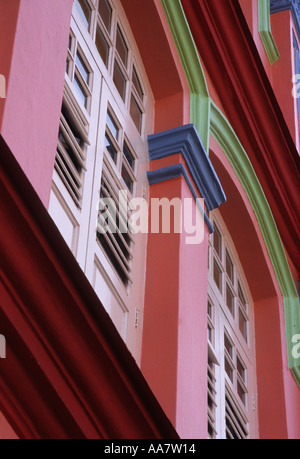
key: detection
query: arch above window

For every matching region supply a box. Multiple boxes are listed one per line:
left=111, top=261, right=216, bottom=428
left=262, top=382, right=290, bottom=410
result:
left=210, top=101, right=300, bottom=390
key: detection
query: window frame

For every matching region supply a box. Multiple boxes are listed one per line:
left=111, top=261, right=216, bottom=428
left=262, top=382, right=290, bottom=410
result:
left=207, top=211, right=258, bottom=439
left=49, top=0, right=154, bottom=352
left=74, top=0, right=147, bottom=136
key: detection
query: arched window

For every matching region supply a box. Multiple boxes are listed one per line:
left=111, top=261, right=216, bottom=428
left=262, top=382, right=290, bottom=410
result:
left=207, top=211, right=258, bottom=439
left=49, top=0, right=154, bottom=356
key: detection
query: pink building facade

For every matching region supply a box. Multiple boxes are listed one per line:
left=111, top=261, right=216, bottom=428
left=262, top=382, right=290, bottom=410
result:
left=0, top=0, right=299, bottom=439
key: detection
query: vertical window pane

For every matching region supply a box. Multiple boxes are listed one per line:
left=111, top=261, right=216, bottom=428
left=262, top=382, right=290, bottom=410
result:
left=224, top=334, right=233, bottom=358
left=224, top=334, right=233, bottom=382
left=123, top=142, right=135, bottom=169
left=106, top=111, right=119, bottom=140
left=74, top=75, right=87, bottom=107
left=105, top=135, right=117, bottom=163
left=208, top=301, right=213, bottom=320
left=98, top=0, right=112, bottom=32
left=213, top=259, right=222, bottom=292
left=130, top=95, right=142, bottom=133
left=76, top=53, right=89, bottom=84
left=237, top=382, right=246, bottom=406
left=225, top=358, right=233, bottom=382
left=122, top=166, right=133, bottom=193
left=208, top=301, right=214, bottom=346
left=239, top=308, right=248, bottom=342
left=132, top=66, right=143, bottom=100
left=213, top=225, right=222, bottom=259
left=116, top=26, right=128, bottom=67
left=96, top=26, right=109, bottom=67
left=226, top=284, right=234, bottom=316
left=113, top=62, right=126, bottom=101
left=226, top=251, right=234, bottom=283
left=237, top=357, right=246, bottom=383
left=76, top=0, right=91, bottom=30
left=208, top=324, right=213, bottom=343
left=238, top=282, right=247, bottom=309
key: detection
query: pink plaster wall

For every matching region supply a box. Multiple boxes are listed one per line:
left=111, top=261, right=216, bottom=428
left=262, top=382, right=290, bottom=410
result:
left=1, top=0, right=73, bottom=207
left=142, top=164, right=209, bottom=439
left=0, top=411, right=18, bottom=439
left=176, top=179, right=209, bottom=439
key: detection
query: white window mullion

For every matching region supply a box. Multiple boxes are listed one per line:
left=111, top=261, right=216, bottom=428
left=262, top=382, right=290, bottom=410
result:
left=208, top=211, right=258, bottom=439
left=51, top=0, right=154, bottom=364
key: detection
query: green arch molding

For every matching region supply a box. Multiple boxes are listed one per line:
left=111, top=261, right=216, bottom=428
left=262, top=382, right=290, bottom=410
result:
left=161, top=0, right=300, bottom=387
left=160, top=0, right=210, bottom=154
left=258, top=0, right=280, bottom=65
left=210, top=102, right=300, bottom=387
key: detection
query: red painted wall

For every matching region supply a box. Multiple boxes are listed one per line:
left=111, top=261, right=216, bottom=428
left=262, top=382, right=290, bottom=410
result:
left=0, top=0, right=73, bottom=208
left=142, top=177, right=181, bottom=427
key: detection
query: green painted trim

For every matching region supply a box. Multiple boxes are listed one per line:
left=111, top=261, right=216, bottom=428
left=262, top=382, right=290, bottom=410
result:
left=210, top=101, right=300, bottom=387
left=160, top=0, right=299, bottom=387
left=160, top=0, right=210, bottom=153
left=258, top=0, right=280, bottom=64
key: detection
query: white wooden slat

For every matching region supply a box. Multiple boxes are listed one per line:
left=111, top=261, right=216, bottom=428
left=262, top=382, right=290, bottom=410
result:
left=60, top=114, right=87, bottom=167
left=57, top=140, right=83, bottom=188
left=97, top=224, right=133, bottom=284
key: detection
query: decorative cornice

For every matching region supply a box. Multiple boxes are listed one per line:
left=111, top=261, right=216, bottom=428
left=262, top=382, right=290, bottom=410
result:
left=147, top=163, right=214, bottom=234
left=148, top=124, right=226, bottom=212
left=270, top=0, right=293, bottom=11
left=270, top=0, right=300, bottom=40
